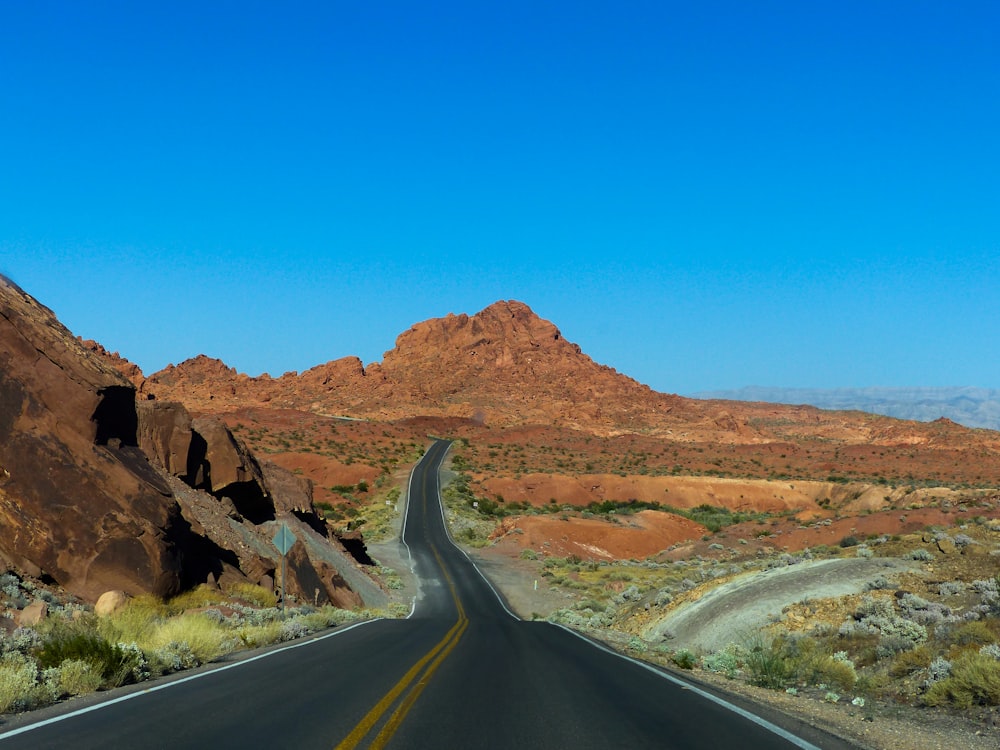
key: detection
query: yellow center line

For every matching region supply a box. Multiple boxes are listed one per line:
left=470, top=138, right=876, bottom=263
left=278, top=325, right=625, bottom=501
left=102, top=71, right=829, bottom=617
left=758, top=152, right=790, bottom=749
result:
left=334, top=526, right=467, bottom=749
left=333, top=614, right=465, bottom=750
left=368, top=616, right=468, bottom=750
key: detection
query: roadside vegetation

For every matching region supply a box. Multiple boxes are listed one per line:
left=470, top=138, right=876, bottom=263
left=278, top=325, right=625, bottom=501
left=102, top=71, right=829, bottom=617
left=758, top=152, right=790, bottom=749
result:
left=321, top=486, right=403, bottom=542
left=0, top=578, right=392, bottom=716
left=438, top=446, right=1000, bottom=725
left=529, top=520, right=1000, bottom=715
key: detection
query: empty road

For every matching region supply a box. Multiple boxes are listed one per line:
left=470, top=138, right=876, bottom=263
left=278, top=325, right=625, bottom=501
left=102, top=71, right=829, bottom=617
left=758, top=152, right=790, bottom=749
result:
left=0, top=440, right=851, bottom=748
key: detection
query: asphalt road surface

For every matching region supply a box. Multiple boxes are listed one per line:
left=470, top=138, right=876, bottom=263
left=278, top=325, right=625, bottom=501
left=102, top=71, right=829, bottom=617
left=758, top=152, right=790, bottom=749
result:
left=0, top=440, right=854, bottom=749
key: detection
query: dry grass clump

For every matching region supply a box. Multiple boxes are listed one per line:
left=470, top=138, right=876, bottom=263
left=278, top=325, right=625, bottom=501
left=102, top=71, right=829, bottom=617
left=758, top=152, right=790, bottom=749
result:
left=923, top=652, right=1000, bottom=708
left=225, top=583, right=277, bottom=608
left=143, top=613, right=235, bottom=665
left=53, top=659, right=103, bottom=697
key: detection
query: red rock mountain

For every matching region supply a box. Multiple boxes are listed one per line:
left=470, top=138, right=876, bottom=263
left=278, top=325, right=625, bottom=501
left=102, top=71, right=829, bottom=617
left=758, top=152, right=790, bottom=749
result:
left=137, top=301, right=703, bottom=434
left=125, top=301, right=1000, bottom=459
left=0, top=276, right=381, bottom=606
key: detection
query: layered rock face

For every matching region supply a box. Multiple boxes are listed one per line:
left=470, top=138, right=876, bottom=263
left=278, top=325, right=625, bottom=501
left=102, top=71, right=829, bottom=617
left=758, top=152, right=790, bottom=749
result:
left=0, top=276, right=379, bottom=607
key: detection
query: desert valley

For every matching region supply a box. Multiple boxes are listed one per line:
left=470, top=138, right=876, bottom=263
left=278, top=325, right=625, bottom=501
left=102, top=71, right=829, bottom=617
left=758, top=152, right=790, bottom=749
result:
left=2, top=275, right=1000, bottom=748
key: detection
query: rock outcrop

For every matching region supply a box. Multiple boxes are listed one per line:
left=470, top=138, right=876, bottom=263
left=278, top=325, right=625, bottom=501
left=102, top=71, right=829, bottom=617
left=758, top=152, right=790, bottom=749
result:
left=120, top=300, right=1000, bottom=455
left=135, top=301, right=696, bottom=434
left=0, top=276, right=187, bottom=599
left=0, top=276, right=383, bottom=607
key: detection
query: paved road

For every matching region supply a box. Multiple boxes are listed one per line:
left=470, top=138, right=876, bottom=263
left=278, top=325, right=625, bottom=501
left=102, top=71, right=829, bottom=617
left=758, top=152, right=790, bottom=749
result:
left=0, top=440, right=853, bottom=749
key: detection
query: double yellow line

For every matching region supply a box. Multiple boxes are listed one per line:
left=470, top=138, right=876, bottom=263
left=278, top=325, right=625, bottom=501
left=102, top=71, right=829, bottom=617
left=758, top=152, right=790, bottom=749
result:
left=334, top=544, right=467, bottom=749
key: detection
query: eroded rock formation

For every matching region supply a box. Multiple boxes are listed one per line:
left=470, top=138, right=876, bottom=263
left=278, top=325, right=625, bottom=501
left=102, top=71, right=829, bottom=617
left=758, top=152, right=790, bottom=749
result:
left=0, top=276, right=383, bottom=607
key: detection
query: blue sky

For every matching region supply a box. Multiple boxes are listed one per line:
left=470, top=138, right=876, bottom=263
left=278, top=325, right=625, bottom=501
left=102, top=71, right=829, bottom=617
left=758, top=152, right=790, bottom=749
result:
left=2, top=2, right=998, bottom=394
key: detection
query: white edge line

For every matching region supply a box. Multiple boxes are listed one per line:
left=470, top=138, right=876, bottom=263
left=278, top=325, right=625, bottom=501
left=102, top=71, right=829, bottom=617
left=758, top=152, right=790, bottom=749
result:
left=0, top=618, right=381, bottom=741
left=3, top=439, right=439, bottom=738
left=399, top=441, right=423, bottom=620
left=551, top=623, right=822, bottom=750
left=5, top=439, right=443, bottom=737
left=431, top=441, right=520, bottom=622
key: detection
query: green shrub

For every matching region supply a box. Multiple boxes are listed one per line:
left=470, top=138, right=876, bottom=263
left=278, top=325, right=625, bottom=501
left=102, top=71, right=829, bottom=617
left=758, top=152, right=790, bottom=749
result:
left=947, top=621, right=996, bottom=648
left=671, top=649, right=698, bottom=669
left=55, top=659, right=103, bottom=697
left=889, top=645, right=932, bottom=676
left=744, top=635, right=790, bottom=689
left=782, top=637, right=857, bottom=691
left=35, top=626, right=137, bottom=687
left=923, top=652, right=1000, bottom=708
left=0, top=654, right=40, bottom=713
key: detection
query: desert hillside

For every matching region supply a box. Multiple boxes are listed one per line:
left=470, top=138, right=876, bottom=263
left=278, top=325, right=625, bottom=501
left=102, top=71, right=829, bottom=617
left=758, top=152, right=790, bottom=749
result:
left=79, top=299, right=1000, bottom=540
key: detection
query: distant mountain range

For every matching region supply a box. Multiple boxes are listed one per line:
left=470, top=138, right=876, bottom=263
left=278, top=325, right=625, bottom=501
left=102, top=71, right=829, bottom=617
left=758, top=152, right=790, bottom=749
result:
left=691, top=386, right=1000, bottom=431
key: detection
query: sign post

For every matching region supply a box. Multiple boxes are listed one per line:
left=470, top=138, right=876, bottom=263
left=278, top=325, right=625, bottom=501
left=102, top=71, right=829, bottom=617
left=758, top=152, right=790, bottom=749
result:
left=272, top=523, right=297, bottom=614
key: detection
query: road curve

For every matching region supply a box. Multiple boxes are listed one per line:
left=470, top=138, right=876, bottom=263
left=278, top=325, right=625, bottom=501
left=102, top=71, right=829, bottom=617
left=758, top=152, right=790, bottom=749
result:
left=0, top=440, right=855, bottom=749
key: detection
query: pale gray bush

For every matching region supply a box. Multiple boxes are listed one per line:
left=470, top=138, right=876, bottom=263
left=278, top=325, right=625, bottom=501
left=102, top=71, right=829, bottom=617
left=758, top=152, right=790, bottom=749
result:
left=979, top=643, right=1000, bottom=661
left=654, top=590, right=673, bottom=607
left=615, top=585, right=642, bottom=604
left=925, top=656, right=952, bottom=685
left=938, top=581, right=964, bottom=597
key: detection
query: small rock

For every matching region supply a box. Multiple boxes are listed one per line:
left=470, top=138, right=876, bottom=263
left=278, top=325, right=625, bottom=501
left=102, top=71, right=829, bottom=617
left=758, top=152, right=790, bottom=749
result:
left=936, top=537, right=957, bottom=555
left=16, top=600, right=48, bottom=626
left=95, top=590, right=129, bottom=616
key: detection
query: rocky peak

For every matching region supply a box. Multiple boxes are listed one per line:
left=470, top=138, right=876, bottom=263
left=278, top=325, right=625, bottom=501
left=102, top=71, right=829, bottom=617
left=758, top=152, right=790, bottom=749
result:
left=129, top=300, right=687, bottom=431
left=383, top=300, right=580, bottom=375
left=153, top=355, right=241, bottom=386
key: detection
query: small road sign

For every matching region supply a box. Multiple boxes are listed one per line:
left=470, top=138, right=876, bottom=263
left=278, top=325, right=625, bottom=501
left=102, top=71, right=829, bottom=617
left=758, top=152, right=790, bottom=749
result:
left=273, top=524, right=297, bottom=555
left=272, top=523, right=297, bottom=613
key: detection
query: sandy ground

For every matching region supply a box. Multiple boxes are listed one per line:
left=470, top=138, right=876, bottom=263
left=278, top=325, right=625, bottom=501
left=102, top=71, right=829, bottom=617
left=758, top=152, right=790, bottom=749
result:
left=469, top=546, right=574, bottom=619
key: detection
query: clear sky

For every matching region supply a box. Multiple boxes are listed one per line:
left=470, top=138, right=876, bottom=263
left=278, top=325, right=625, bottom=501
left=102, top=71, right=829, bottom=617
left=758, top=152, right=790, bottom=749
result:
left=2, top=2, right=998, bottom=395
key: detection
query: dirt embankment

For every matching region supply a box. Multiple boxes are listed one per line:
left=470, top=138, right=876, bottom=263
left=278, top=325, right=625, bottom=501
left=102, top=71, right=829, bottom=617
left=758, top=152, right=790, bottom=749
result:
left=640, top=558, right=916, bottom=652
left=491, top=510, right=707, bottom=560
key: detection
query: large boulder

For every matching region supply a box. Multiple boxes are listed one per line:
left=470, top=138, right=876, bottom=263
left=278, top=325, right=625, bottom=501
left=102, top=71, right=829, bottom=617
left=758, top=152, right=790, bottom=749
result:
left=285, top=543, right=363, bottom=610
left=94, top=590, right=129, bottom=617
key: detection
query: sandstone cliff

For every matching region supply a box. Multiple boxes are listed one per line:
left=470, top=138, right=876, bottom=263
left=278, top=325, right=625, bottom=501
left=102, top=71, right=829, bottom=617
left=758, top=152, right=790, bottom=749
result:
left=0, top=276, right=381, bottom=607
